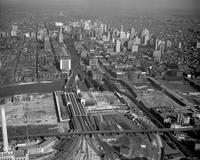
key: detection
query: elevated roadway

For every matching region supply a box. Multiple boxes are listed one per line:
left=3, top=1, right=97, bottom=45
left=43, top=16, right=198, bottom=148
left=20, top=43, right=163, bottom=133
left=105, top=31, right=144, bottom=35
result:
left=3, top=127, right=200, bottom=140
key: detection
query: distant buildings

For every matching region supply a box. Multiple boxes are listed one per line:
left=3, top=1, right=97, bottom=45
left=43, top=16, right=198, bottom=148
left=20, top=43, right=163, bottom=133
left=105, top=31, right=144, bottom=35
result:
left=11, top=25, right=18, bottom=37
left=141, top=28, right=150, bottom=45
left=115, top=40, right=121, bottom=53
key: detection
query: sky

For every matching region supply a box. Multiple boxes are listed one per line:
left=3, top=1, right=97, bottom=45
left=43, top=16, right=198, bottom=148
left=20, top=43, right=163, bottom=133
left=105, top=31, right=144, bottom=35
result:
left=1, top=0, right=200, bottom=18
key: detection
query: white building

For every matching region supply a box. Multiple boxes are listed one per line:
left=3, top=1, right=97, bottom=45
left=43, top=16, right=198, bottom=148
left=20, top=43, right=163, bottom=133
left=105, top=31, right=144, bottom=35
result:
left=178, top=42, right=182, bottom=49
left=132, top=45, right=138, bottom=52
left=58, top=27, right=63, bottom=43
left=134, top=36, right=141, bottom=45
left=60, top=59, right=71, bottom=72
left=115, top=40, right=121, bottom=53
left=196, top=41, right=200, bottom=49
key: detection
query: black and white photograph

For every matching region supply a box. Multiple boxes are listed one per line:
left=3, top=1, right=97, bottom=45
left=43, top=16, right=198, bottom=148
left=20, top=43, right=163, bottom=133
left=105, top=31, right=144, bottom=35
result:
left=0, top=0, right=200, bottom=159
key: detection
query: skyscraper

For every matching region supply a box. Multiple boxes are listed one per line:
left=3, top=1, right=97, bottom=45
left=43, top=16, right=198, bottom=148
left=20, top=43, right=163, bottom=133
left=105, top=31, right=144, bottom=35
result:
left=44, top=36, right=51, bottom=52
left=116, top=40, right=121, bottom=53
left=142, top=28, right=150, bottom=45
left=197, top=41, right=200, bottom=49
left=59, top=27, right=63, bottom=43
left=132, top=45, right=138, bottom=52
left=11, top=25, right=18, bottom=36
left=130, top=27, right=136, bottom=39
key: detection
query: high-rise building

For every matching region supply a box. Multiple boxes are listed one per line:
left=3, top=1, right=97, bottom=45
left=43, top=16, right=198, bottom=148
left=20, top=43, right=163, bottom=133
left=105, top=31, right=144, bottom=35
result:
left=141, top=28, right=150, bottom=45
left=104, top=24, right=107, bottom=33
left=197, top=41, right=200, bottom=49
left=134, top=36, right=141, bottom=45
left=107, top=31, right=111, bottom=41
left=132, top=45, right=138, bottom=52
left=60, top=59, right=71, bottom=72
left=178, top=42, right=182, bottom=49
left=58, top=27, right=63, bottom=43
left=128, top=40, right=134, bottom=50
left=126, top=31, right=130, bottom=39
left=120, top=31, right=126, bottom=40
left=158, top=40, right=165, bottom=54
left=155, top=39, right=159, bottom=50
left=11, top=25, right=18, bottom=37
left=153, top=50, right=162, bottom=63
left=12, top=25, right=18, bottom=31
left=116, top=40, right=121, bottom=53
left=130, top=27, right=136, bottom=39
left=44, top=36, right=51, bottom=52
left=37, top=29, right=45, bottom=41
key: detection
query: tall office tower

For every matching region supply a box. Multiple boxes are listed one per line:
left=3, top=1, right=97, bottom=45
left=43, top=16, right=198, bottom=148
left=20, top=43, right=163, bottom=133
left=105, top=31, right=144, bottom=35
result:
left=128, top=40, right=134, bottom=50
left=60, top=59, right=71, bottom=73
left=84, top=22, right=90, bottom=30
left=158, top=40, right=165, bottom=54
left=59, top=27, right=63, bottom=43
left=120, top=31, right=126, bottom=40
left=1, top=107, right=9, bottom=152
left=134, top=36, right=141, bottom=45
left=44, top=36, right=51, bottom=51
left=126, top=31, right=130, bottom=39
left=104, top=24, right=107, bottom=33
left=12, top=25, right=18, bottom=31
left=130, top=27, right=136, bottom=39
left=178, top=42, right=182, bottom=49
left=155, top=39, right=159, bottom=50
left=107, top=31, right=111, bottom=41
left=132, top=45, right=138, bottom=52
left=100, top=24, right=104, bottom=34
left=153, top=50, right=162, bottom=63
left=142, top=28, right=150, bottom=45
left=197, top=41, right=200, bottom=49
left=116, top=40, right=121, bottom=53
left=37, top=29, right=45, bottom=41
left=11, top=25, right=18, bottom=36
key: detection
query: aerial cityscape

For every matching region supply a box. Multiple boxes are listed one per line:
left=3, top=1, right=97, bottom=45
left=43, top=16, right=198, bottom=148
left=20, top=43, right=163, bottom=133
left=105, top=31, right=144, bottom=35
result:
left=0, top=0, right=200, bottom=159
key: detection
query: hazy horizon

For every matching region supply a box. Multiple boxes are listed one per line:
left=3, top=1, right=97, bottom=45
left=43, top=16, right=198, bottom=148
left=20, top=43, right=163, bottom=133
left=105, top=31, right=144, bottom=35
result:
left=1, top=0, right=200, bottom=19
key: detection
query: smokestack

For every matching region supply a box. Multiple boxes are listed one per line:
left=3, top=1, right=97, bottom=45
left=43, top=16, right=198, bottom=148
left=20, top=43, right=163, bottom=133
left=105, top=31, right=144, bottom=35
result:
left=1, top=107, right=9, bottom=152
